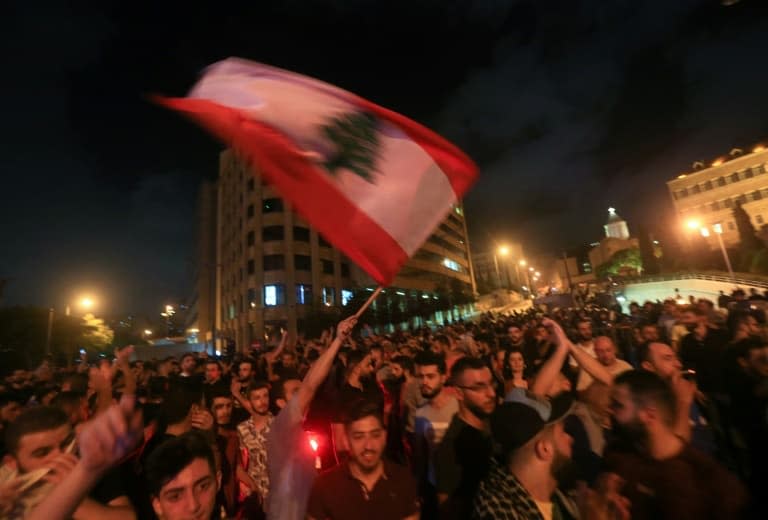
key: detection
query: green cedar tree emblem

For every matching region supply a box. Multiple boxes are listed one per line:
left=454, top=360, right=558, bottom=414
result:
left=320, top=111, right=381, bottom=183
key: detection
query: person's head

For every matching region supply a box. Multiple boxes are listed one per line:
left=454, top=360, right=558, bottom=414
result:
left=209, top=391, right=233, bottom=427
left=237, top=358, right=254, bottom=382
left=247, top=380, right=271, bottom=416
left=280, top=351, right=297, bottom=369
left=146, top=431, right=219, bottom=520
left=4, top=406, right=72, bottom=473
left=506, top=349, right=525, bottom=375
left=414, top=351, right=447, bottom=400
left=533, top=325, right=549, bottom=343
left=609, top=370, right=677, bottom=449
left=273, top=379, right=301, bottom=410
left=576, top=320, right=593, bottom=342
left=736, top=314, right=762, bottom=339
left=162, top=384, right=204, bottom=428
left=493, top=394, right=573, bottom=483
left=180, top=354, right=196, bottom=375
left=204, top=361, right=222, bottom=383
left=638, top=323, right=659, bottom=343
left=369, top=345, right=384, bottom=367
left=432, top=334, right=452, bottom=354
left=51, top=391, right=89, bottom=426
left=593, top=336, right=618, bottom=367
left=734, top=338, right=768, bottom=378
left=0, top=392, right=22, bottom=424
left=343, top=400, right=386, bottom=474
left=390, top=355, right=414, bottom=381
left=638, top=342, right=681, bottom=381
left=451, top=357, right=496, bottom=418
left=680, top=307, right=705, bottom=331
left=507, top=325, right=524, bottom=344
left=346, top=350, right=375, bottom=382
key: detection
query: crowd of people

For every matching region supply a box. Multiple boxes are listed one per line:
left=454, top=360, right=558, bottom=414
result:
left=1, top=287, right=767, bottom=519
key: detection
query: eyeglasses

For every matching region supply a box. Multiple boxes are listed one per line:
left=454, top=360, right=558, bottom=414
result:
left=457, top=383, right=495, bottom=393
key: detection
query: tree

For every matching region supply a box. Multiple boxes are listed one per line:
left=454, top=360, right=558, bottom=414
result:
left=595, top=248, right=642, bottom=279
left=638, top=226, right=660, bottom=275
left=733, top=201, right=763, bottom=271
left=80, top=313, right=114, bottom=350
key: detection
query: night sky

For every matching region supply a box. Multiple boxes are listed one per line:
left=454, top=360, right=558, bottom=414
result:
left=3, top=0, right=768, bottom=315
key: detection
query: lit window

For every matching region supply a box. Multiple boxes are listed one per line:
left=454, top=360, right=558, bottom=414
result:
left=442, top=258, right=460, bottom=272
left=264, top=284, right=285, bottom=306
left=322, top=287, right=336, bottom=306
left=296, top=284, right=313, bottom=304
left=342, top=290, right=353, bottom=306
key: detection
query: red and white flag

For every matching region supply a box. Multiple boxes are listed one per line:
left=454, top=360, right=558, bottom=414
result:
left=158, top=58, right=478, bottom=285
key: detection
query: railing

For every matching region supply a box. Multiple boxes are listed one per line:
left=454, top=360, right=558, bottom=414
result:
left=616, top=271, right=768, bottom=290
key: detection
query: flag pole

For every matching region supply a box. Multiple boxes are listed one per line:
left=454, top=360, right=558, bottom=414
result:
left=354, top=286, right=383, bottom=319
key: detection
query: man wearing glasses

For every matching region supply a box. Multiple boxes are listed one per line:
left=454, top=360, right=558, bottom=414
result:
left=434, top=357, right=496, bottom=520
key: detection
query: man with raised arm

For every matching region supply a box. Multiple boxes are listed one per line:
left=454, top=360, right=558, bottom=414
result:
left=266, top=315, right=357, bottom=520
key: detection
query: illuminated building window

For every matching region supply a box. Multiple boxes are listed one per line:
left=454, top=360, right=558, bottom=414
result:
left=341, top=290, right=353, bottom=306
left=264, top=284, right=285, bottom=306
left=442, top=258, right=460, bottom=272
left=296, top=284, right=313, bottom=304
left=323, top=287, right=336, bottom=306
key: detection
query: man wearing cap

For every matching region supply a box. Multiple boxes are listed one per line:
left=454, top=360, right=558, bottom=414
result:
left=473, top=392, right=578, bottom=520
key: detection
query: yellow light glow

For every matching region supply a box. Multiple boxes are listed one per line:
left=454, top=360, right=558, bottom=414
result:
left=498, top=246, right=510, bottom=256
left=712, top=159, right=723, bottom=167
left=519, top=259, right=527, bottom=267
left=79, top=297, right=94, bottom=309
left=700, top=228, right=710, bottom=238
left=754, top=145, right=765, bottom=153
left=677, top=174, right=687, bottom=179
left=529, top=267, right=535, bottom=272
left=686, top=219, right=700, bottom=230
left=144, top=329, right=152, bottom=335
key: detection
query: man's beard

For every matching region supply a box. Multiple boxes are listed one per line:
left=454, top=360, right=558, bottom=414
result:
left=550, top=448, right=577, bottom=484
left=611, top=416, right=649, bottom=449
left=421, top=385, right=442, bottom=399
left=465, top=398, right=495, bottom=420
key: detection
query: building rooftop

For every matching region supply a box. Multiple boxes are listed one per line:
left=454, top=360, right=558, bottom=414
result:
left=670, top=141, right=767, bottom=182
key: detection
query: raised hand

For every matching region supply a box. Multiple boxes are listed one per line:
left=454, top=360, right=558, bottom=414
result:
left=76, top=394, right=143, bottom=474
left=335, top=316, right=358, bottom=341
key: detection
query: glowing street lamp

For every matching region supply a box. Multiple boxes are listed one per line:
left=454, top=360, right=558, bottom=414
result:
left=685, top=220, right=735, bottom=282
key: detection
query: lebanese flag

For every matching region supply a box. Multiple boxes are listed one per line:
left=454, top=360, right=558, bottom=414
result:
left=157, top=58, right=477, bottom=285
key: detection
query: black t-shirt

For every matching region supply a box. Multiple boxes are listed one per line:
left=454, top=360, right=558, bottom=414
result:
left=434, top=415, right=493, bottom=520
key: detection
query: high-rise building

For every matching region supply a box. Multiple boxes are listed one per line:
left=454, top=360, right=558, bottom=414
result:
left=191, top=150, right=476, bottom=351
left=667, top=144, right=768, bottom=247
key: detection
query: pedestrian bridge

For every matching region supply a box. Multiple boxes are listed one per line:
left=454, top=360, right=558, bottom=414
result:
left=615, top=271, right=768, bottom=308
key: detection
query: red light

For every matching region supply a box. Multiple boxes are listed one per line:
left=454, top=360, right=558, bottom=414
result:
left=309, top=438, right=319, bottom=452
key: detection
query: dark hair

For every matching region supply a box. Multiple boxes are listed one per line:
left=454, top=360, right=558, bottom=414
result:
left=0, top=391, right=22, bottom=408
left=345, top=350, right=368, bottom=369
left=391, top=355, right=414, bottom=375
left=613, top=370, right=676, bottom=426
left=205, top=359, right=222, bottom=369
left=162, top=383, right=202, bottom=425
left=272, top=379, right=299, bottom=401
left=733, top=337, right=767, bottom=360
left=237, top=358, right=255, bottom=371
left=246, top=380, right=270, bottom=397
left=51, top=391, right=85, bottom=416
left=450, top=356, right=488, bottom=383
left=433, top=334, right=451, bottom=348
left=413, top=351, right=446, bottom=374
left=4, top=406, right=69, bottom=455
left=342, top=398, right=384, bottom=429
left=145, top=431, right=216, bottom=496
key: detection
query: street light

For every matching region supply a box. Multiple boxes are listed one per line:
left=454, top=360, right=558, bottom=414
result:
left=686, top=219, right=735, bottom=282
